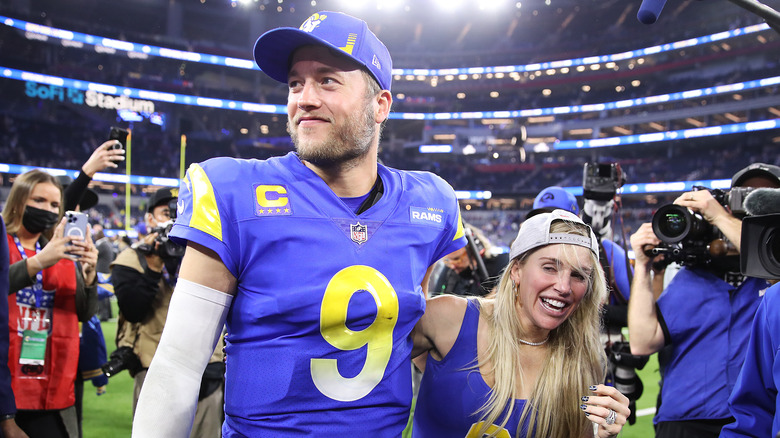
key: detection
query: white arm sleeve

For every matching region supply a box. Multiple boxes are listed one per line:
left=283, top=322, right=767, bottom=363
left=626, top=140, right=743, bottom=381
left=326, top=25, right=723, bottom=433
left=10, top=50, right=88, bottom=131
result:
left=131, top=278, right=233, bottom=438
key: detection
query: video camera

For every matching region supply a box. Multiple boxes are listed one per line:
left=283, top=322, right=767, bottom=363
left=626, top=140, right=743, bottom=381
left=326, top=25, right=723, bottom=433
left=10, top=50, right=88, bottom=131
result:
left=741, top=213, right=780, bottom=279
left=739, top=188, right=780, bottom=279
left=583, top=162, right=625, bottom=201
left=650, top=186, right=755, bottom=267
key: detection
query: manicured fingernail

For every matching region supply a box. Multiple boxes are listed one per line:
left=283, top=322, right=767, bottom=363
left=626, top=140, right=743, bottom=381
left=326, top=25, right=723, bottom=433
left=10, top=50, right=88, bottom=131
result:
left=589, top=385, right=597, bottom=391
left=581, top=396, right=589, bottom=402
left=585, top=412, right=590, bottom=417
left=580, top=404, right=587, bottom=410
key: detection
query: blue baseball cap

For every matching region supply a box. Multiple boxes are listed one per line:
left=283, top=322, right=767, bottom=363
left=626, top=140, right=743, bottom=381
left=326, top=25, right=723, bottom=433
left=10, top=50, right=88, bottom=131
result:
left=528, top=186, right=580, bottom=219
left=253, top=11, right=392, bottom=91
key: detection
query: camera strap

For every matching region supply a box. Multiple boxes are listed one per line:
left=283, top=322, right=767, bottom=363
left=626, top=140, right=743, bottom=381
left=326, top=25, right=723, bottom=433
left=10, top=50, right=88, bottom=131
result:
left=134, top=248, right=151, bottom=274
left=598, top=242, right=627, bottom=305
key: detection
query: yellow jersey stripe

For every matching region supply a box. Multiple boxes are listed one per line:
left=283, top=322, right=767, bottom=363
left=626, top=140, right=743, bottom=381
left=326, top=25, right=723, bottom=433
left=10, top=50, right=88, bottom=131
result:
left=188, top=163, right=223, bottom=242
left=453, top=209, right=465, bottom=241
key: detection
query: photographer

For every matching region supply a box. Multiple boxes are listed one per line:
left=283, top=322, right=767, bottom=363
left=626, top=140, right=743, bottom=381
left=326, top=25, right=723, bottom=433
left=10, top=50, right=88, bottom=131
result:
left=428, top=223, right=508, bottom=297
left=628, top=163, right=780, bottom=438
left=573, top=165, right=650, bottom=426
left=110, top=188, right=224, bottom=438
left=721, top=188, right=780, bottom=438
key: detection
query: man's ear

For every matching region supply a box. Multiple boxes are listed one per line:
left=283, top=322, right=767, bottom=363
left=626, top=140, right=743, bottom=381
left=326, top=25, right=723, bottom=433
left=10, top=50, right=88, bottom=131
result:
left=144, top=212, right=154, bottom=228
left=375, top=90, right=392, bottom=124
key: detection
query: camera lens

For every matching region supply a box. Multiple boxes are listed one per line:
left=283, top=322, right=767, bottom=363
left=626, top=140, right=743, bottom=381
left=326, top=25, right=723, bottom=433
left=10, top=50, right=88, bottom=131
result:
left=768, top=229, right=780, bottom=266
left=652, top=204, right=712, bottom=244
left=658, top=211, right=686, bottom=239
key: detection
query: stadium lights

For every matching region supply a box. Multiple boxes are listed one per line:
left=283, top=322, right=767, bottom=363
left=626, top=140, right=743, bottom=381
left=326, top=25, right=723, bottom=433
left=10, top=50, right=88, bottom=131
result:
left=6, top=66, right=779, bottom=128
left=477, top=0, right=507, bottom=11
left=4, top=15, right=771, bottom=81
left=375, top=0, right=405, bottom=10
left=435, top=0, right=464, bottom=12
left=419, top=144, right=453, bottom=153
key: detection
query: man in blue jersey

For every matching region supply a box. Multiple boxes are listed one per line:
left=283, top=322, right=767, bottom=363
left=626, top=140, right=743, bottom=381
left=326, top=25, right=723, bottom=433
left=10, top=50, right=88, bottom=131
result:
left=132, top=11, right=466, bottom=438
left=628, top=163, right=780, bottom=438
left=720, top=282, right=780, bottom=438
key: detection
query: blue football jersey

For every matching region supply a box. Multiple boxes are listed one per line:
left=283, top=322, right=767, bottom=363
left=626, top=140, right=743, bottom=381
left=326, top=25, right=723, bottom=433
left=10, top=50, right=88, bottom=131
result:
left=171, top=152, right=466, bottom=437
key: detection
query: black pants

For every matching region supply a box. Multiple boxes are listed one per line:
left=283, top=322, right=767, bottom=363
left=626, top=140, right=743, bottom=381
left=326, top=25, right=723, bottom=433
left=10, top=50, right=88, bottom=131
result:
left=16, top=409, right=69, bottom=438
left=655, top=418, right=734, bottom=438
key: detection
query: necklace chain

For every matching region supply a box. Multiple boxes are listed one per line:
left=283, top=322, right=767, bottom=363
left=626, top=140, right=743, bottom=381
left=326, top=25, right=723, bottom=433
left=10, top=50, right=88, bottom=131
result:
left=518, top=336, right=549, bottom=346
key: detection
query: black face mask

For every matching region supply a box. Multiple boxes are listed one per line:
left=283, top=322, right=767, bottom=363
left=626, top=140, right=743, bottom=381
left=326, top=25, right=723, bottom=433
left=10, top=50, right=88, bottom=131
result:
left=22, top=206, right=60, bottom=234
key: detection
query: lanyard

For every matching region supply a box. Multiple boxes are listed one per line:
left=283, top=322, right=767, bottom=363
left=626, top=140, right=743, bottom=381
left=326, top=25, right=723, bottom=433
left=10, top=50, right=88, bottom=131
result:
left=12, top=235, right=44, bottom=308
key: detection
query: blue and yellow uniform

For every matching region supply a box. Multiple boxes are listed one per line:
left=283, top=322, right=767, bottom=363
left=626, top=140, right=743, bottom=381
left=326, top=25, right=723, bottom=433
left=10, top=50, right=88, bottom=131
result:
left=721, top=282, right=780, bottom=438
left=654, top=267, right=769, bottom=426
left=170, top=152, right=466, bottom=437
left=414, top=300, right=528, bottom=437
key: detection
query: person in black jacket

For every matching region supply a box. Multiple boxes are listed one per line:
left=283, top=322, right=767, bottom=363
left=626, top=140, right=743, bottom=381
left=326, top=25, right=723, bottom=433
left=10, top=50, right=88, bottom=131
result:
left=110, top=188, right=224, bottom=438
left=60, top=140, right=124, bottom=213
left=428, top=223, right=509, bottom=297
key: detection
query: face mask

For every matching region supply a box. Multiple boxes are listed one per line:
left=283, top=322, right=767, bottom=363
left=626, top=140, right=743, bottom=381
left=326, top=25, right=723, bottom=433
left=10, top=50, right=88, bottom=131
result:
left=22, top=206, right=60, bottom=234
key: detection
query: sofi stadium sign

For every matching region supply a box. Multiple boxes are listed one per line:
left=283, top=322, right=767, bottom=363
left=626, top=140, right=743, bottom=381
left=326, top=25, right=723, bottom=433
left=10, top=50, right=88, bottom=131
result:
left=24, top=81, right=155, bottom=113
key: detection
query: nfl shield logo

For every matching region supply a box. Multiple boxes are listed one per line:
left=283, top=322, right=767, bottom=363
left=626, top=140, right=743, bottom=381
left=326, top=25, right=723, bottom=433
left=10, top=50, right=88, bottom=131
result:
left=350, top=222, right=368, bottom=244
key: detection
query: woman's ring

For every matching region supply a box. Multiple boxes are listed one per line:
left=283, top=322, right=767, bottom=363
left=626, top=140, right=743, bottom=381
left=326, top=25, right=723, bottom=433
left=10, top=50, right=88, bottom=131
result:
left=689, top=194, right=695, bottom=201
left=605, top=409, right=617, bottom=425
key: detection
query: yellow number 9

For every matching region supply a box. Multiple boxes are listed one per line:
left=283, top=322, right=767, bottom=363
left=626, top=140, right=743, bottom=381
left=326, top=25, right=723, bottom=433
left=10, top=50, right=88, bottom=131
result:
left=311, top=265, right=399, bottom=402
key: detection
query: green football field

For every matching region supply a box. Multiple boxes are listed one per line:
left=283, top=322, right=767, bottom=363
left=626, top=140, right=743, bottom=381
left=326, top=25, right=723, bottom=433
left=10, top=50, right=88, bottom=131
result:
left=82, top=309, right=661, bottom=437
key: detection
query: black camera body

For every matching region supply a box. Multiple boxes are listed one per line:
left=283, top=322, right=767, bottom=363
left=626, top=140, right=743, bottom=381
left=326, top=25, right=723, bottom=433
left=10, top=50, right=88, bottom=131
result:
left=711, top=186, right=755, bottom=218
left=138, top=221, right=185, bottom=259
left=101, top=346, right=142, bottom=378
left=741, top=213, right=780, bottom=279
left=650, top=186, right=753, bottom=267
left=138, top=198, right=183, bottom=259
left=583, top=162, right=625, bottom=201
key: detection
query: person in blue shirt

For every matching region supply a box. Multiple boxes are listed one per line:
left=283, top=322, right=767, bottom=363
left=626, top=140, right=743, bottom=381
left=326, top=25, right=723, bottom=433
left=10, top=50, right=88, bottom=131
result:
left=131, top=10, right=467, bottom=438
left=413, top=210, right=630, bottom=438
left=628, top=163, right=780, bottom=438
left=720, top=281, right=780, bottom=438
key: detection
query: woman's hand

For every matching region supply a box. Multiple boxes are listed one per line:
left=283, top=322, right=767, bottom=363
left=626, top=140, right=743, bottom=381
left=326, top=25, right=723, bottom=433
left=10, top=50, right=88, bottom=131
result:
left=69, top=226, right=99, bottom=285
left=81, top=140, right=125, bottom=177
left=580, top=384, right=630, bottom=438
left=29, top=218, right=74, bottom=272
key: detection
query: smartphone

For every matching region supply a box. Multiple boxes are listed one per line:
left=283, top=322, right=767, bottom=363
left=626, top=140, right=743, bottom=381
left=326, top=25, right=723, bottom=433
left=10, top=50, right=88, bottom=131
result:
left=108, top=127, right=129, bottom=150
left=64, top=211, right=89, bottom=240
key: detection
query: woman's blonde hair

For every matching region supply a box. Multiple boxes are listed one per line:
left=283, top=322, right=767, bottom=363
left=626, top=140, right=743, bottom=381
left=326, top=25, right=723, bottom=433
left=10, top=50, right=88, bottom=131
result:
left=475, top=218, right=608, bottom=438
left=2, top=169, right=63, bottom=240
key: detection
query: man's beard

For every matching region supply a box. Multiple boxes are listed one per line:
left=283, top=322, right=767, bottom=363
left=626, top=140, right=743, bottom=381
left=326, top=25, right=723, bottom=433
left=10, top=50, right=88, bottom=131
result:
left=289, top=101, right=376, bottom=169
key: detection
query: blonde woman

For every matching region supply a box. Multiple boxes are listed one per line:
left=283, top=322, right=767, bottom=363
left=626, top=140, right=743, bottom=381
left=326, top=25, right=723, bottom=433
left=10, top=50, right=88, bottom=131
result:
left=412, top=209, right=629, bottom=437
